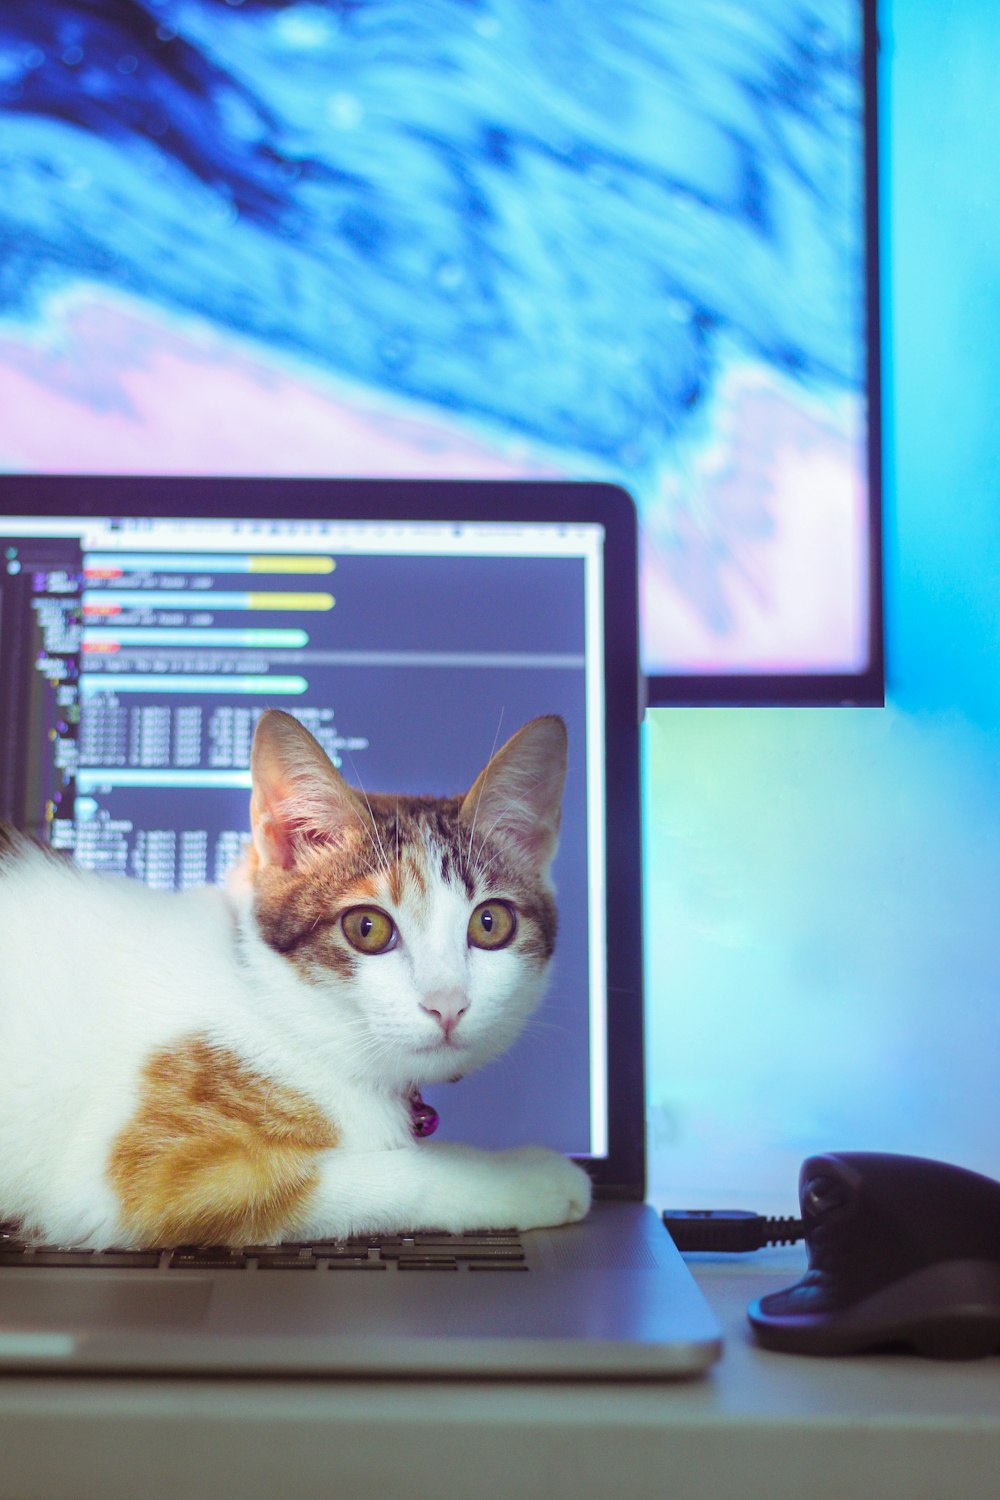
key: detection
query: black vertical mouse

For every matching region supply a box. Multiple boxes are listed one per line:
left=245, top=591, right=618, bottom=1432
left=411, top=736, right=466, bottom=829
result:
left=748, top=1151, right=1000, bottom=1358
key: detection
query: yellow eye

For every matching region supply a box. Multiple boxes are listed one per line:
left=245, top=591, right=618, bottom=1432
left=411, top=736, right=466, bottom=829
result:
left=341, top=907, right=396, bottom=954
left=468, top=900, right=516, bottom=950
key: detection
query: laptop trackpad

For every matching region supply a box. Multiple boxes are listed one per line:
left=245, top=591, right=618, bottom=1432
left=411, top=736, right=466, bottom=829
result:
left=0, top=1275, right=212, bottom=1331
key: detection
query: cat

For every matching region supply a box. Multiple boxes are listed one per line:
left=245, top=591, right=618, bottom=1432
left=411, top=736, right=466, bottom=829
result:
left=0, top=709, right=591, bottom=1249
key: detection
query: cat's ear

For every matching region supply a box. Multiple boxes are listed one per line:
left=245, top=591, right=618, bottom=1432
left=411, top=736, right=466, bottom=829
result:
left=459, top=716, right=567, bottom=878
left=250, top=709, right=364, bottom=870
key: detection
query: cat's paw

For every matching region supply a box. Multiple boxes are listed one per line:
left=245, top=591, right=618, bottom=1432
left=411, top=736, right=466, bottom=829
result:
left=496, top=1147, right=592, bottom=1230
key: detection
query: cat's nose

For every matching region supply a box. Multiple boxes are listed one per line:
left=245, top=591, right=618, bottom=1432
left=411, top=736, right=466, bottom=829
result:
left=419, top=988, right=469, bottom=1039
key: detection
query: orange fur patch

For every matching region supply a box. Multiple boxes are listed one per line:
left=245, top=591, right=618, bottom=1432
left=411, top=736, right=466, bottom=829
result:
left=344, top=872, right=382, bottom=901
left=109, top=1035, right=337, bottom=1247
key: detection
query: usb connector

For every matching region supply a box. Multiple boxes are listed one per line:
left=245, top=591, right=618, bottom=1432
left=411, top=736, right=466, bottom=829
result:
left=662, top=1209, right=804, bottom=1253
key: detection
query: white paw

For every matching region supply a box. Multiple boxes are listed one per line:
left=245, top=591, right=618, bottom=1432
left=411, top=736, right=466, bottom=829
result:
left=494, top=1147, right=592, bottom=1230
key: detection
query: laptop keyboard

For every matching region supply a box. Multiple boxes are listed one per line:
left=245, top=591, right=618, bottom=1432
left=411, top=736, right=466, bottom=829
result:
left=0, top=1227, right=528, bottom=1272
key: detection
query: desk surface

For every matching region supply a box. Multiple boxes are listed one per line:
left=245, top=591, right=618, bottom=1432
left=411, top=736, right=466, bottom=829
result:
left=0, top=1249, right=997, bottom=1500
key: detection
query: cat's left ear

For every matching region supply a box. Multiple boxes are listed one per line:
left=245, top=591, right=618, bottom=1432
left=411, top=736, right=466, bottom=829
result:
left=249, top=709, right=366, bottom=870
left=459, top=716, right=567, bottom=879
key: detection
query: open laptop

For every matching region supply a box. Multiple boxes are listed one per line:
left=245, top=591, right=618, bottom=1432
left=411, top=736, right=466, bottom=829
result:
left=0, top=474, right=721, bottom=1378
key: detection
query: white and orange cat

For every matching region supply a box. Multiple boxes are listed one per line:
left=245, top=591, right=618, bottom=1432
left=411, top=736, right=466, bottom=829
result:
left=0, top=709, right=590, bottom=1248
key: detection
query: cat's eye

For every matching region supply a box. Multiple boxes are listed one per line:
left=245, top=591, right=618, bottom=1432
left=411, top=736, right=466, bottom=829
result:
left=341, top=906, right=397, bottom=955
left=468, top=900, right=516, bottom=950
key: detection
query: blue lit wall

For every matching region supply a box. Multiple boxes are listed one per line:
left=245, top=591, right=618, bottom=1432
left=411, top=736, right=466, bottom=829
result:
left=645, top=0, right=1000, bottom=1210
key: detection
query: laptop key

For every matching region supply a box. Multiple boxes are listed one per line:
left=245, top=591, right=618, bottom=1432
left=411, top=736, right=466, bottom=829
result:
left=255, top=1254, right=317, bottom=1270
left=397, top=1257, right=459, bottom=1271
left=379, top=1244, right=457, bottom=1262
left=0, top=1250, right=161, bottom=1269
left=169, top=1251, right=248, bottom=1269
left=405, top=1242, right=524, bottom=1261
left=311, top=1245, right=378, bottom=1260
left=413, top=1234, right=520, bottom=1247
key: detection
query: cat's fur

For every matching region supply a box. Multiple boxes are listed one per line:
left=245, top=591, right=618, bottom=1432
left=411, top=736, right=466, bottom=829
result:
left=0, top=710, right=591, bottom=1248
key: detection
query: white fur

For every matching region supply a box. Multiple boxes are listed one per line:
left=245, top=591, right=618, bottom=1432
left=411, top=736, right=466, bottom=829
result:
left=0, top=837, right=591, bottom=1247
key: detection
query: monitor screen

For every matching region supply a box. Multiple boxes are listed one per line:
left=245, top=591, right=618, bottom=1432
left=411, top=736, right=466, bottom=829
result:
left=0, top=0, right=880, bottom=703
left=0, top=506, right=609, bottom=1160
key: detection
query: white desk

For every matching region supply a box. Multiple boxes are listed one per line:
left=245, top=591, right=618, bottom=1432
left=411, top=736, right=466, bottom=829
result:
left=0, top=1249, right=997, bottom=1500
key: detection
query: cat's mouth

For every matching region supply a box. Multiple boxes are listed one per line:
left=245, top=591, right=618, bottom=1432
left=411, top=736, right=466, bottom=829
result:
left=413, top=1032, right=476, bottom=1075
left=419, top=1036, right=470, bottom=1055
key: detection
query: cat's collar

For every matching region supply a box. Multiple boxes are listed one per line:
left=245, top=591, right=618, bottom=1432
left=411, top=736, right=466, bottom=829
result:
left=408, top=1089, right=439, bottom=1139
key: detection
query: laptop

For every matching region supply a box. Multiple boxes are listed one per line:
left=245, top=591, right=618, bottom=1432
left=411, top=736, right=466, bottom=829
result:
left=0, top=474, right=722, bottom=1378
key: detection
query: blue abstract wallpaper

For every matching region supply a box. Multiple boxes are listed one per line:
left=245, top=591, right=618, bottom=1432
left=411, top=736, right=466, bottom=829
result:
left=0, top=0, right=871, bottom=676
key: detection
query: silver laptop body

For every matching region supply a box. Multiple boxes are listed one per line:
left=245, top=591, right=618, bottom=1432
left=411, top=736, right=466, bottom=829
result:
left=0, top=475, right=721, bottom=1378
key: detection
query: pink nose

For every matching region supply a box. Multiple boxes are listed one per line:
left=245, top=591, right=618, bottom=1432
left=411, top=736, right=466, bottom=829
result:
left=420, top=989, right=469, bottom=1039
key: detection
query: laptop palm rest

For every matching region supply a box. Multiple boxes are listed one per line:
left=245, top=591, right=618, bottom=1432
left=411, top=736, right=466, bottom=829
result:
left=0, top=1276, right=212, bottom=1331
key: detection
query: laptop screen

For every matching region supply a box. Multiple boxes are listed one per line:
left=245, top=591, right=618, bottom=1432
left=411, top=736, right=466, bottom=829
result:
left=1, top=501, right=616, bottom=1167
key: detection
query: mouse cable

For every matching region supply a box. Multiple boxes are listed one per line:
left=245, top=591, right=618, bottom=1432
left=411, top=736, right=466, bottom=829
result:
left=661, top=1209, right=804, bottom=1253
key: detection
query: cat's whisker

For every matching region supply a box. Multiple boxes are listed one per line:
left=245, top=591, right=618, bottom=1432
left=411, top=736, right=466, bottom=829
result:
left=363, top=799, right=392, bottom=876
left=465, top=836, right=514, bottom=891
left=336, top=799, right=383, bottom=871
left=343, top=750, right=392, bottom=875
left=476, top=770, right=556, bottom=851
left=464, top=708, right=506, bottom=878
left=519, top=1015, right=576, bottom=1042
left=332, top=1027, right=388, bottom=1063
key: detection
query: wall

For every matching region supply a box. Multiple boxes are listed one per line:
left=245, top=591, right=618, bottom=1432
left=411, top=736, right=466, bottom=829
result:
left=644, top=0, right=1000, bottom=1212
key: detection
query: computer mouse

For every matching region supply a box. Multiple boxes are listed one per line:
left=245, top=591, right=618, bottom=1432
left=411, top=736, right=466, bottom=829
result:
left=747, top=1151, right=1000, bottom=1359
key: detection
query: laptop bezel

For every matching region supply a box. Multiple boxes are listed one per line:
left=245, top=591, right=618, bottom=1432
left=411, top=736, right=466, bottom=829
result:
left=0, top=473, right=645, bottom=1199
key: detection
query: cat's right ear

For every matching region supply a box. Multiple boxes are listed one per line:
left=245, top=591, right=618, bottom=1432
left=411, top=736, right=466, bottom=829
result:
left=249, top=709, right=364, bottom=870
